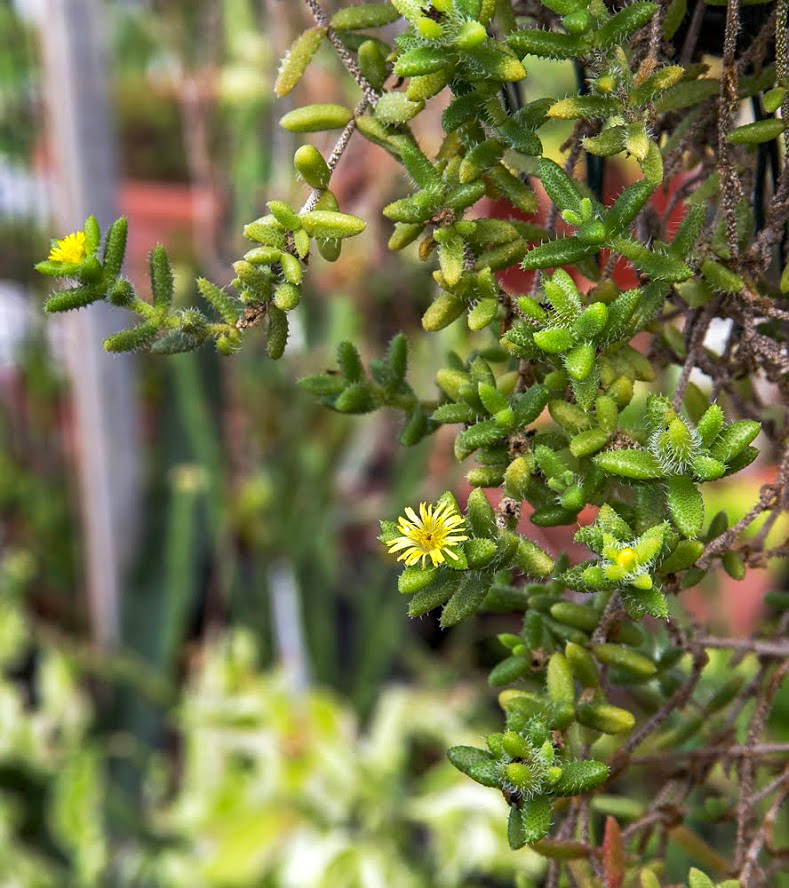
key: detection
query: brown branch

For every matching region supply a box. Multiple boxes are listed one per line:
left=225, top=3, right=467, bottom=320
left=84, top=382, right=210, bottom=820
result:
left=717, top=0, right=742, bottom=262
left=629, top=743, right=789, bottom=767
left=735, top=660, right=789, bottom=870
left=698, top=484, right=780, bottom=567
left=303, top=0, right=379, bottom=104
left=693, top=637, right=789, bottom=658
left=608, top=645, right=708, bottom=780
left=672, top=299, right=719, bottom=411
left=300, top=96, right=372, bottom=213
left=679, top=0, right=707, bottom=64
left=591, top=593, right=622, bottom=644
left=739, top=777, right=789, bottom=885
left=751, top=766, right=789, bottom=808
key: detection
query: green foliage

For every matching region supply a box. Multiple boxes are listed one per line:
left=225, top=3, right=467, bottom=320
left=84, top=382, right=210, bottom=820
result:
left=0, top=554, right=543, bottom=885
left=35, top=0, right=789, bottom=879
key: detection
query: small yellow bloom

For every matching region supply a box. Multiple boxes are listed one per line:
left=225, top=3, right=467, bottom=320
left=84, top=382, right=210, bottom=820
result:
left=614, top=547, right=637, bottom=572
left=387, top=500, right=469, bottom=568
left=48, top=231, right=87, bottom=264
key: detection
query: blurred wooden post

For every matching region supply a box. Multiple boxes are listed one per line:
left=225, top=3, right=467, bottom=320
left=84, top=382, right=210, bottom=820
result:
left=40, top=0, right=139, bottom=646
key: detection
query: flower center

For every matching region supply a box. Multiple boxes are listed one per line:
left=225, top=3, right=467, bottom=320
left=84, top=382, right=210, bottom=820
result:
left=615, top=547, right=637, bottom=571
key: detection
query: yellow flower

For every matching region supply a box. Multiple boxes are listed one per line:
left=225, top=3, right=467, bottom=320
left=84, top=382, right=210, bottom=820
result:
left=387, top=500, right=469, bottom=568
left=48, top=231, right=87, bottom=264
left=614, top=547, right=637, bottom=572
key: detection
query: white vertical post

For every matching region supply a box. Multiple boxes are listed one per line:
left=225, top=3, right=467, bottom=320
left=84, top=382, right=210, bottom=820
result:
left=40, top=0, right=139, bottom=646
left=268, top=560, right=311, bottom=694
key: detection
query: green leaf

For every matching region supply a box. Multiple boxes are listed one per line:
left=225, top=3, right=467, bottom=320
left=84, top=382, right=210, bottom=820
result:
left=593, top=643, right=657, bottom=678
left=594, top=449, right=663, bottom=480
left=490, top=655, right=532, bottom=687
left=104, top=321, right=159, bottom=353
left=508, top=29, right=580, bottom=59
left=398, top=565, right=437, bottom=595
left=408, top=576, right=457, bottom=616
left=576, top=702, right=635, bottom=734
left=666, top=475, right=704, bottom=538
left=521, top=237, right=593, bottom=270
left=710, top=420, right=760, bottom=463
left=565, top=342, right=596, bottom=381
left=654, top=78, right=719, bottom=113
left=197, top=277, right=241, bottom=324
left=44, top=286, right=103, bottom=313
left=465, top=537, right=498, bottom=568
left=447, top=745, right=501, bottom=787
left=300, top=210, right=366, bottom=239
left=591, top=2, right=657, bottom=48
left=546, top=652, right=575, bottom=705
left=727, top=117, right=785, bottom=145
left=688, top=868, right=716, bottom=888
left=570, top=428, right=610, bottom=458
left=274, top=27, right=326, bottom=97
left=547, top=95, right=618, bottom=120
left=660, top=539, right=703, bottom=573
left=102, top=217, right=128, bottom=278
left=423, top=291, right=466, bottom=332
left=331, top=3, right=400, bottom=29
left=605, top=180, right=655, bottom=235
left=280, top=103, right=353, bottom=132
left=266, top=305, right=289, bottom=359
left=394, top=46, right=447, bottom=77
left=149, top=245, right=173, bottom=309
left=551, top=760, right=609, bottom=795
left=440, top=571, right=488, bottom=627
left=621, top=586, right=669, bottom=619
left=574, top=302, right=608, bottom=339
left=293, top=144, right=331, bottom=189
left=374, top=92, right=424, bottom=124
left=508, top=805, right=527, bottom=850
left=538, top=158, right=584, bottom=215
left=521, top=795, right=552, bottom=843
left=534, top=327, right=575, bottom=354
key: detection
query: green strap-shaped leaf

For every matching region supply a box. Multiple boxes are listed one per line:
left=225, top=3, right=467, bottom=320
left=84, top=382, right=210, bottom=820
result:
left=440, top=571, right=489, bottom=626
left=447, top=745, right=501, bottom=787
left=274, top=27, right=326, bottom=98
left=521, top=795, right=552, bottom=843
left=594, top=449, right=664, bottom=479
left=521, top=237, right=593, bottom=271
left=331, top=3, right=400, bottom=30
left=508, top=29, right=580, bottom=59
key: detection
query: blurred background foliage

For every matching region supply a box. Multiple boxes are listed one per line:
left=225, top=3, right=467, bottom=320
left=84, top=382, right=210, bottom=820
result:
left=0, top=0, right=786, bottom=885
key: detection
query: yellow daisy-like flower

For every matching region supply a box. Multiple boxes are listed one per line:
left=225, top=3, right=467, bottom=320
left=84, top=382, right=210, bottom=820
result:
left=48, top=231, right=87, bottom=264
left=387, top=500, right=469, bottom=568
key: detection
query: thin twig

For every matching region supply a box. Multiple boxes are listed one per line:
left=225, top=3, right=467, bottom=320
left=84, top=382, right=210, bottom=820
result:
left=735, top=660, right=789, bottom=870
left=609, top=645, right=708, bottom=778
left=591, top=593, right=622, bottom=644
left=740, top=778, right=789, bottom=885
left=751, top=766, right=789, bottom=808
left=679, top=0, right=707, bottom=64
left=300, top=96, right=371, bottom=213
left=698, top=485, right=779, bottom=567
left=694, top=637, right=789, bottom=658
left=297, top=0, right=382, bottom=214
left=629, top=743, right=789, bottom=767
left=672, top=298, right=718, bottom=411
left=303, top=0, right=379, bottom=104
left=718, top=0, right=742, bottom=262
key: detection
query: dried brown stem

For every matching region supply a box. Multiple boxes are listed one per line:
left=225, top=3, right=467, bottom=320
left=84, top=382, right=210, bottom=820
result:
left=693, top=637, right=789, bottom=658
left=735, top=660, right=789, bottom=870
left=629, top=743, right=789, bottom=767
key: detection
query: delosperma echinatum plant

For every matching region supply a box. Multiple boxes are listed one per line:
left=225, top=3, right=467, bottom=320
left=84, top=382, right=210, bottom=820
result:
left=38, top=1, right=789, bottom=884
